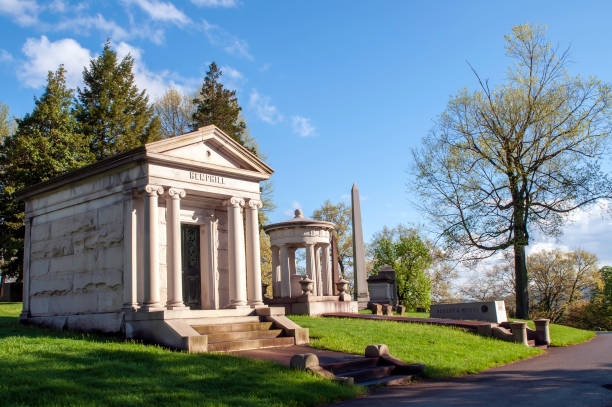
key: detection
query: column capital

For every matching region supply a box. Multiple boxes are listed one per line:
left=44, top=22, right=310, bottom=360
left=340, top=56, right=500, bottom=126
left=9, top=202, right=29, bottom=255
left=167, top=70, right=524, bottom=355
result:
left=246, top=199, right=263, bottom=210
left=144, top=184, right=164, bottom=196
left=167, top=187, right=186, bottom=199
left=225, top=197, right=245, bottom=208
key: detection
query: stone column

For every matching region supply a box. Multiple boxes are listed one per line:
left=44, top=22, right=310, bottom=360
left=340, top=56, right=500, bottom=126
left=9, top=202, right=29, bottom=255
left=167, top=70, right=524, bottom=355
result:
left=289, top=248, right=297, bottom=276
left=166, top=188, right=187, bottom=310
left=202, top=212, right=219, bottom=309
left=315, top=246, right=323, bottom=296
left=321, top=243, right=331, bottom=295
left=227, top=197, right=248, bottom=308
left=245, top=199, right=263, bottom=307
left=135, top=194, right=145, bottom=305
left=279, top=245, right=291, bottom=297
left=141, top=184, right=164, bottom=311
left=122, top=191, right=138, bottom=311
left=19, top=216, right=32, bottom=321
left=305, top=244, right=317, bottom=296
left=271, top=246, right=280, bottom=297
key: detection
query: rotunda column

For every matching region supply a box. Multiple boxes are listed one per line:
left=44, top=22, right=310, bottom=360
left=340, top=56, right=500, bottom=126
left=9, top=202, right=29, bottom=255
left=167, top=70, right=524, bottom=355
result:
left=279, top=245, right=291, bottom=297
left=305, top=243, right=317, bottom=296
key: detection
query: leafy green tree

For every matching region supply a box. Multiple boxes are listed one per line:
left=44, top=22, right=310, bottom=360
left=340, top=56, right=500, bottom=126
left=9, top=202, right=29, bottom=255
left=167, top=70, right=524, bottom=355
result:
left=312, top=200, right=353, bottom=279
left=76, top=42, right=160, bottom=160
left=372, top=235, right=432, bottom=310
left=0, top=67, right=92, bottom=279
left=412, top=23, right=612, bottom=318
left=369, top=224, right=456, bottom=303
left=192, top=62, right=253, bottom=153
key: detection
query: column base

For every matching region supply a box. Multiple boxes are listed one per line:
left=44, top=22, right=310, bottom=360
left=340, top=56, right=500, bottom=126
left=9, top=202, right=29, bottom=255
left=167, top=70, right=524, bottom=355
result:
left=121, top=304, right=140, bottom=312
left=227, top=303, right=251, bottom=310
left=166, top=304, right=190, bottom=311
left=248, top=301, right=265, bottom=308
left=139, top=304, right=165, bottom=312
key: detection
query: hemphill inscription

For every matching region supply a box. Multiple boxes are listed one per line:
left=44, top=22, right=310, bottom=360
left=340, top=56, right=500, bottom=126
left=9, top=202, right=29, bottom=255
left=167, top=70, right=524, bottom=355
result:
left=189, top=171, right=225, bottom=185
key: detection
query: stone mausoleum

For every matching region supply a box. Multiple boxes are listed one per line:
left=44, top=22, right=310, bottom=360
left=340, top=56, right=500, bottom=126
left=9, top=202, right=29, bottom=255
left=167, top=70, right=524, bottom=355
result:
left=17, top=125, right=308, bottom=352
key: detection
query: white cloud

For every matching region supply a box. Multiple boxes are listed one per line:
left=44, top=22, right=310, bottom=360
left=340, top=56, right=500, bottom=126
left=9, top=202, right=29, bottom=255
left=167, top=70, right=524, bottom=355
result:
left=218, top=64, right=245, bottom=90
left=0, top=0, right=39, bottom=26
left=249, top=89, right=283, bottom=124
left=528, top=200, right=612, bottom=266
left=18, top=36, right=92, bottom=89
left=52, top=13, right=166, bottom=45
left=49, top=0, right=67, bottom=13
left=283, top=201, right=303, bottom=217
left=191, top=0, right=238, bottom=7
left=115, top=41, right=198, bottom=99
left=291, top=115, right=316, bottom=137
left=53, top=14, right=131, bottom=41
left=125, top=0, right=190, bottom=24
left=202, top=19, right=253, bottom=60
left=0, top=49, right=13, bottom=63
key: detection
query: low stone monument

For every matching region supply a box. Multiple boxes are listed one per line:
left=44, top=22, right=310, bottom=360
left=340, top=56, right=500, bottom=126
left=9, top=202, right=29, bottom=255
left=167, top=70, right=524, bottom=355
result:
left=429, top=301, right=507, bottom=323
left=367, top=265, right=397, bottom=305
left=351, top=184, right=370, bottom=309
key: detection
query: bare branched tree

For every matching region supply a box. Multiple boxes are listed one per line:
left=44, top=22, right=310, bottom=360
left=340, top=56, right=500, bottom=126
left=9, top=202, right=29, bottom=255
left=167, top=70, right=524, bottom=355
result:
left=412, top=24, right=612, bottom=317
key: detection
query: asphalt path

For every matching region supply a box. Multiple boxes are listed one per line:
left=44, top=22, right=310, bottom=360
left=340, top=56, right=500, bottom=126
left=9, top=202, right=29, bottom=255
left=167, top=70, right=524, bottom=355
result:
left=329, top=333, right=612, bottom=407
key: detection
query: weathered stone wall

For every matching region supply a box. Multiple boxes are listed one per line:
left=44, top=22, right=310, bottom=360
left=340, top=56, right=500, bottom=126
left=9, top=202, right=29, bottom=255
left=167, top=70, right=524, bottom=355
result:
left=29, top=194, right=125, bottom=316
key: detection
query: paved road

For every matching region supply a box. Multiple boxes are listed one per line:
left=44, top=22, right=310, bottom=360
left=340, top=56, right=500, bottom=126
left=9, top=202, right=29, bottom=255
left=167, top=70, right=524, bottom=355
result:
left=329, top=333, right=612, bottom=407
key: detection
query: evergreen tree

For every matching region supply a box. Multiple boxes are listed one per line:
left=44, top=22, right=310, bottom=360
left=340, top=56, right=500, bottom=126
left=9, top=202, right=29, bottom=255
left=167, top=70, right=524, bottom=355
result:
left=0, top=66, right=92, bottom=279
left=192, top=62, right=252, bottom=153
left=76, top=42, right=160, bottom=160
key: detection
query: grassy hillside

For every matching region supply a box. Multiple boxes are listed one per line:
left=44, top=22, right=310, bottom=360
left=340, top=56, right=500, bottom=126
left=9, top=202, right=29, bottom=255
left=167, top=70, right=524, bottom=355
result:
left=0, top=303, right=362, bottom=407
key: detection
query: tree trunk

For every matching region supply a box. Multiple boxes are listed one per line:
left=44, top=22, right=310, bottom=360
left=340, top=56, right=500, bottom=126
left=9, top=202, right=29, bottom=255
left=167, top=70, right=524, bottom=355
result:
left=514, top=243, right=530, bottom=318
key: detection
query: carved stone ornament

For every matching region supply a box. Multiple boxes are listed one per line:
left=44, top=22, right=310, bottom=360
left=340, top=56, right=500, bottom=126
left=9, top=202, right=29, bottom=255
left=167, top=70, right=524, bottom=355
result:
left=167, top=187, right=186, bottom=199
left=247, top=199, right=263, bottom=210
left=226, top=197, right=245, bottom=208
left=144, top=184, right=164, bottom=196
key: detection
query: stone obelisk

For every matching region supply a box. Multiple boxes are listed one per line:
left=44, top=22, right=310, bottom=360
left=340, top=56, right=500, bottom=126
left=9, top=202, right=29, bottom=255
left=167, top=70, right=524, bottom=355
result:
left=351, top=183, right=369, bottom=309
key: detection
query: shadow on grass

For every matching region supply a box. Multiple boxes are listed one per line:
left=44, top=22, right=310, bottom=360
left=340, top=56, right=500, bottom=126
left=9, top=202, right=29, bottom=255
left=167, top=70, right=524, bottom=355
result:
left=0, top=313, right=361, bottom=407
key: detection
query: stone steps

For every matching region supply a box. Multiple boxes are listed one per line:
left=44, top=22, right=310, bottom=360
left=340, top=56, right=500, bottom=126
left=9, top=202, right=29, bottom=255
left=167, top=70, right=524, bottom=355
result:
left=192, top=321, right=272, bottom=335
left=208, top=336, right=295, bottom=352
left=191, top=317, right=295, bottom=353
left=319, top=356, right=414, bottom=386
left=336, top=365, right=396, bottom=382
left=207, top=329, right=283, bottom=343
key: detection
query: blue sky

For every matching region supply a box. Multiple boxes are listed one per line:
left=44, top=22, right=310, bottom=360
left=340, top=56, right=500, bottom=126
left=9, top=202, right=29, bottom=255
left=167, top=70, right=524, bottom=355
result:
left=1, top=0, right=611, bottom=265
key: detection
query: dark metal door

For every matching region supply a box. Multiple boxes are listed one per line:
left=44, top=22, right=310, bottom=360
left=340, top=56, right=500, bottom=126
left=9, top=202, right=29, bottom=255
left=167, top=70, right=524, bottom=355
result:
left=181, top=224, right=201, bottom=309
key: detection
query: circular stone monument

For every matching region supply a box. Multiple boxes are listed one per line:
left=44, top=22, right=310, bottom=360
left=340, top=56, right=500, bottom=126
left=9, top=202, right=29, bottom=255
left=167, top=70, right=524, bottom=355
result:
left=263, top=209, right=358, bottom=315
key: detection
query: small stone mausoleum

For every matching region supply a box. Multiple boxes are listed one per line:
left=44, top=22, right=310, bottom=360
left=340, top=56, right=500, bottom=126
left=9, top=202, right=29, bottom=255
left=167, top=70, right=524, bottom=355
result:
left=17, top=125, right=308, bottom=352
left=263, top=210, right=358, bottom=315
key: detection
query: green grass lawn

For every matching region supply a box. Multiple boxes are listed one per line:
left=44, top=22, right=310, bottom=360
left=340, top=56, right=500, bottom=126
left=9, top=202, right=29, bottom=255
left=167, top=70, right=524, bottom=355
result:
left=358, top=309, right=595, bottom=347
left=290, top=315, right=543, bottom=378
left=0, top=303, right=362, bottom=407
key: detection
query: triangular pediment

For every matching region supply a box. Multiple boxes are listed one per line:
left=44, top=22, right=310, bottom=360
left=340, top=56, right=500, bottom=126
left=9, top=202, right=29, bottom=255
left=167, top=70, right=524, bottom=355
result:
left=144, top=125, right=273, bottom=179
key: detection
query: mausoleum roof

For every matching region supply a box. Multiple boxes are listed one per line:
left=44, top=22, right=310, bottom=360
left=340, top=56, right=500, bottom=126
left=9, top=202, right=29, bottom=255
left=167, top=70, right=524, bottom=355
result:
left=18, top=125, right=273, bottom=200
left=263, top=209, right=335, bottom=233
